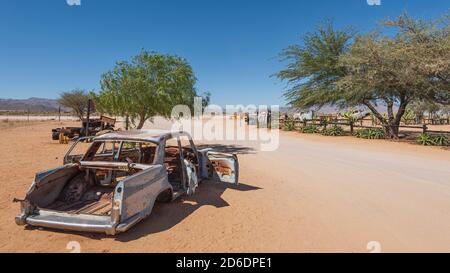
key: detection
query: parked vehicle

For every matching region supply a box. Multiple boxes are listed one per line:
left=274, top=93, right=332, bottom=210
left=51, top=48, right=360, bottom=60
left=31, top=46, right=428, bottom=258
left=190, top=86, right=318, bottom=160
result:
left=15, top=130, right=238, bottom=235
left=51, top=115, right=116, bottom=140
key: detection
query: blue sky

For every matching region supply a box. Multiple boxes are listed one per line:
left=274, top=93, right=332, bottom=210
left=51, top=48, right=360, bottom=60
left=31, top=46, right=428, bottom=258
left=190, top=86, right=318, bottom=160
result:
left=0, top=0, right=448, bottom=105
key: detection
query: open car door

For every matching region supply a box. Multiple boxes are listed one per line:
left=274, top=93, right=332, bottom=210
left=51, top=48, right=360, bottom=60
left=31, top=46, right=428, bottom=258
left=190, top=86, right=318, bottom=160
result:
left=205, top=151, right=239, bottom=185
left=182, top=159, right=199, bottom=195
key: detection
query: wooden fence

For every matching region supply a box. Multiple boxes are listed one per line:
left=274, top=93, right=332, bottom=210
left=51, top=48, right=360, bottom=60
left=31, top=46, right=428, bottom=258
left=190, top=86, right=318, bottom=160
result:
left=276, top=117, right=450, bottom=135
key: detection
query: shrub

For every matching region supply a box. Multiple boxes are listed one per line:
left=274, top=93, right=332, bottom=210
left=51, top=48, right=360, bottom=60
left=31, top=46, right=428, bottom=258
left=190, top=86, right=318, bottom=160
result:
left=341, top=110, right=358, bottom=123
left=354, top=128, right=385, bottom=139
left=431, top=135, right=449, bottom=146
left=283, top=119, right=296, bottom=131
left=301, top=125, right=319, bottom=134
left=416, top=133, right=435, bottom=146
left=322, top=126, right=345, bottom=136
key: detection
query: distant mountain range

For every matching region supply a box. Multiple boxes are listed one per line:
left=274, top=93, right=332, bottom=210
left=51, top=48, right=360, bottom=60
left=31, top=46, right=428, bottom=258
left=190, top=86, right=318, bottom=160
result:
left=0, top=97, right=389, bottom=114
left=0, top=97, right=70, bottom=112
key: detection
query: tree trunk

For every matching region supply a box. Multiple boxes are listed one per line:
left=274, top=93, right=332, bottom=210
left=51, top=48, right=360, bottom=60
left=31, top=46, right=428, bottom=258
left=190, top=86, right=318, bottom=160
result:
left=387, top=122, right=400, bottom=138
left=389, top=98, right=408, bottom=139
left=364, top=102, right=384, bottom=123
left=125, top=114, right=130, bottom=130
left=363, top=100, right=389, bottom=132
left=136, top=113, right=147, bottom=129
left=364, top=101, right=406, bottom=139
left=75, top=110, right=84, bottom=121
left=136, top=118, right=146, bottom=129
left=386, top=99, right=394, bottom=124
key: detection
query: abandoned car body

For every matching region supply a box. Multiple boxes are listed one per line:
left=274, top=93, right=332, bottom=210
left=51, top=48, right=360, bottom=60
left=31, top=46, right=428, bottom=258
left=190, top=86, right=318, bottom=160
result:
left=15, top=130, right=238, bottom=235
left=51, top=115, right=116, bottom=140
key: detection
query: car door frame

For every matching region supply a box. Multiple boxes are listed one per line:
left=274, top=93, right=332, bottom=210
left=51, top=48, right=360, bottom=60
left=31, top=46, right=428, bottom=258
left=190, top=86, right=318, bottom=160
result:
left=63, top=136, right=95, bottom=165
left=178, top=133, right=200, bottom=195
left=198, top=149, right=239, bottom=185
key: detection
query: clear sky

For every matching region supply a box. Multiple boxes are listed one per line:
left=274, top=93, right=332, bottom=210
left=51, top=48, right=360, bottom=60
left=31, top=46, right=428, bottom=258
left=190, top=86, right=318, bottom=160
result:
left=0, top=0, right=448, bottom=105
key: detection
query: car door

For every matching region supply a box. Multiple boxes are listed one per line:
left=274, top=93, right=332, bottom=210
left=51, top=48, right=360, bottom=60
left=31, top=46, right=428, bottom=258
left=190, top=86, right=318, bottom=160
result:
left=182, top=158, right=198, bottom=195
left=201, top=150, right=239, bottom=185
left=178, top=135, right=199, bottom=195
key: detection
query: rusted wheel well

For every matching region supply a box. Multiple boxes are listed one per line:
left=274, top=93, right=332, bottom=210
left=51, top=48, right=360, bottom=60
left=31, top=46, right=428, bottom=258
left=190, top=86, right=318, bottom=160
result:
left=156, top=188, right=172, bottom=203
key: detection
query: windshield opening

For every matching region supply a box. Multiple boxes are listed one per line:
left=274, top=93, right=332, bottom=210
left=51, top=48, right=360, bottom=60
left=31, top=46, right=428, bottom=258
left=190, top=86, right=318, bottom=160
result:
left=82, top=140, right=159, bottom=165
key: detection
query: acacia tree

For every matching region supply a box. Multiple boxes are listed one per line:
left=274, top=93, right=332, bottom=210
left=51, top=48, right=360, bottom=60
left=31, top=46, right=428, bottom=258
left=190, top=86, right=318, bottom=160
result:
left=94, top=51, right=198, bottom=129
left=338, top=14, right=449, bottom=137
left=58, top=89, right=92, bottom=120
left=201, top=91, right=211, bottom=111
left=276, top=20, right=355, bottom=108
left=276, top=14, right=449, bottom=138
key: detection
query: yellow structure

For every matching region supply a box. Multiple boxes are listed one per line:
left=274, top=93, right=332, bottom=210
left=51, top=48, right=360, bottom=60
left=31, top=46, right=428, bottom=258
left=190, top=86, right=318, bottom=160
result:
left=58, top=132, right=69, bottom=144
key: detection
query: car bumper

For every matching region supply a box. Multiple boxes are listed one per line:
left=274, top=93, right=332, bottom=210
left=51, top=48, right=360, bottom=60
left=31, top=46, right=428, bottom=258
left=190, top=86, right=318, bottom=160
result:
left=16, top=209, right=143, bottom=235
left=16, top=210, right=118, bottom=235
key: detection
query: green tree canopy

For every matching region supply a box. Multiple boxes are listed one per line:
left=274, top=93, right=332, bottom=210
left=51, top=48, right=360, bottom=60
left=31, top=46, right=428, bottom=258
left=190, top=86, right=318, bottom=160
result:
left=275, top=19, right=355, bottom=109
left=276, top=13, right=450, bottom=138
left=58, top=89, right=92, bottom=120
left=94, top=51, right=199, bottom=129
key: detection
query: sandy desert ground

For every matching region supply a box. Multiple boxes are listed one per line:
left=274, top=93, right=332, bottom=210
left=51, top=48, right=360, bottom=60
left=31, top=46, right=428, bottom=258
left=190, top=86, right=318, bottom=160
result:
left=0, top=120, right=449, bottom=253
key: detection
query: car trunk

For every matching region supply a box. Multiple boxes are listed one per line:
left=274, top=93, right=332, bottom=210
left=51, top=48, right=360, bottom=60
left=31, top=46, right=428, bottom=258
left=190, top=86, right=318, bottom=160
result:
left=43, top=186, right=114, bottom=216
left=26, top=162, right=147, bottom=217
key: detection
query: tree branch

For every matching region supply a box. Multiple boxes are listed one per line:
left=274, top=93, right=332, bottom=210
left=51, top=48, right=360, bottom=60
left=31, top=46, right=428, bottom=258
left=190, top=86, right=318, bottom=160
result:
left=363, top=100, right=387, bottom=125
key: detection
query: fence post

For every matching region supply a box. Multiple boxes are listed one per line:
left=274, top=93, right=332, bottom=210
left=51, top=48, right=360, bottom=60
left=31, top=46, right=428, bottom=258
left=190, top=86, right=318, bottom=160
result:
left=422, top=124, right=428, bottom=134
left=350, top=121, right=354, bottom=135
left=256, top=110, right=259, bottom=128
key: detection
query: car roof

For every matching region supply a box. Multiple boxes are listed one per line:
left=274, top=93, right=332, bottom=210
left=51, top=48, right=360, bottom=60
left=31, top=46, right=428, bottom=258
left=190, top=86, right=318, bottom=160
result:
left=95, top=129, right=189, bottom=143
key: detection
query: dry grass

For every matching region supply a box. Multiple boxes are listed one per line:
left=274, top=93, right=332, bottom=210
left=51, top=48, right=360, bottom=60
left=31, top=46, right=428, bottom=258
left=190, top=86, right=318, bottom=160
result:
left=0, top=120, right=48, bottom=130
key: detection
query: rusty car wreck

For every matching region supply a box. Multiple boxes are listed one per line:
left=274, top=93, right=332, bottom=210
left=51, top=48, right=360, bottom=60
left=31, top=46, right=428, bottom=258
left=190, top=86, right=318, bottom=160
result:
left=15, top=130, right=238, bottom=235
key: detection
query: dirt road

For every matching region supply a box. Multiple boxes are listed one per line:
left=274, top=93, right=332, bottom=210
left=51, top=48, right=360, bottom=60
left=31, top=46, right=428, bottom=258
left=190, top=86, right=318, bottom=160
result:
left=0, top=121, right=449, bottom=252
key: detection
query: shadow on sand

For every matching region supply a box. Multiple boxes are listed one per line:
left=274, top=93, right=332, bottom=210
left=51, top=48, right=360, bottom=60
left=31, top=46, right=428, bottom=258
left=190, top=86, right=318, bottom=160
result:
left=116, top=182, right=261, bottom=242
left=26, top=182, right=261, bottom=242
left=196, top=144, right=256, bottom=155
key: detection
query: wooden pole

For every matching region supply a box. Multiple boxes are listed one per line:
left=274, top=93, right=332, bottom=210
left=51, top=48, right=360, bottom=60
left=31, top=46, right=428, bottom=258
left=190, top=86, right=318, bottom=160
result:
left=58, top=106, right=61, bottom=122
left=85, top=99, right=91, bottom=137
left=256, top=110, right=259, bottom=128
